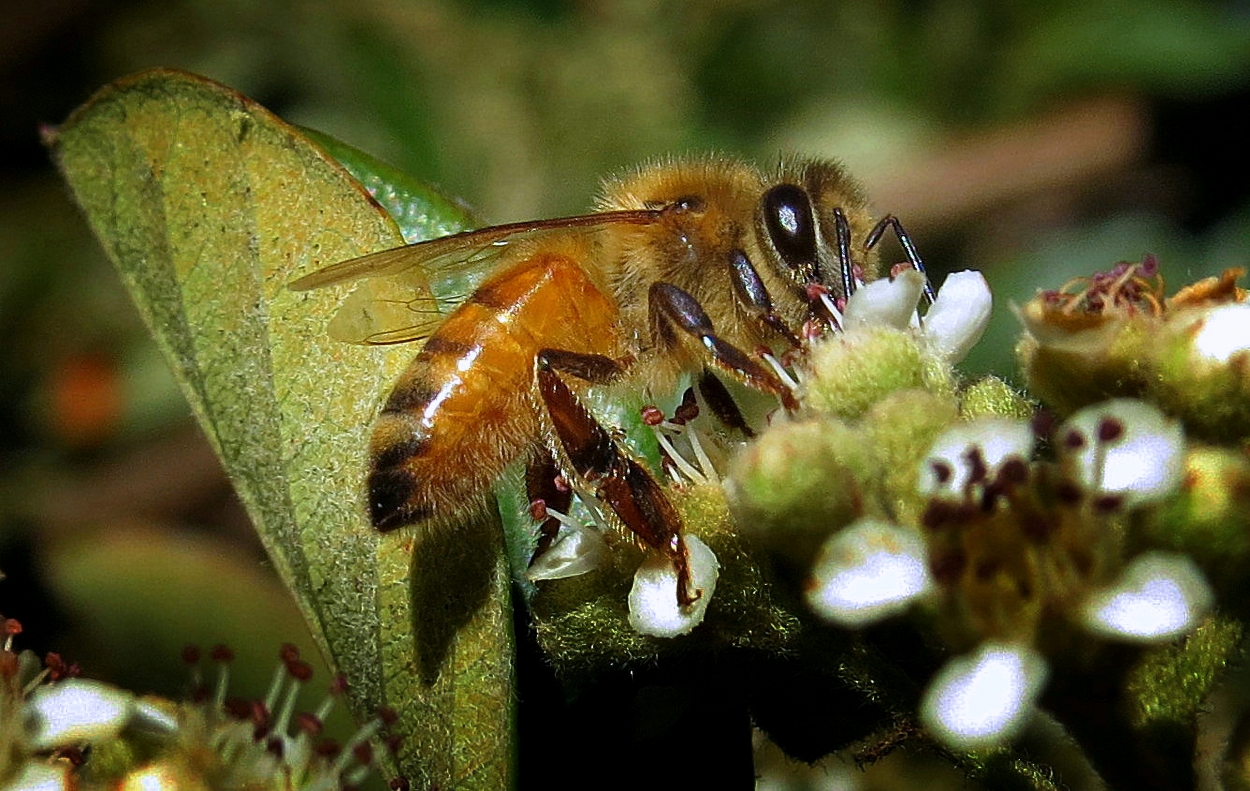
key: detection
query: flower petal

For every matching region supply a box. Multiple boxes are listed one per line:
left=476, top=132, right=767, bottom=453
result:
left=844, top=269, right=926, bottom=331
left=526, top=524, right=610, bottom=581
left=806, top=519, right=932, bottom=627
left=628, top=535, right=719, bottom=638
left=923, top=270, right=992, bottom=363
left=1061, top=399, right=1185, bottom=505
left=1081, top=552, right=1213, bottom=642
left=917, top=417, right=1035, bottom=498
left=8, top=763, right=71, bottom=791
left=920, top=642, right=1048, bottom=750
left=25, top=678, right=137, bottom=750
left=1192, top=303, right=1250, bottom=363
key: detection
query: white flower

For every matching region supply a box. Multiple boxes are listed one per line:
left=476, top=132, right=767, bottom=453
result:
left=844, top=268, right=927, bottom=331
left=807, top=519, right=933, bottom=627
left=1060, top=399, right=1185, bottom=506
left=922, top=271, right=993, bottom=363
left=628, top=535, right=719, bottom=638
left=1191, top=303, right=1250, bottom=363
left=916, top=417, right=1035, bottom=499
left=1081, top=552, right=1213, bottom=641
left=7, top=763, right=70, bottom=791
left=920, top=642, right=1048, bottom=750
left=527, top=523, right=610, bottom=581
left=843, top=269, right=992, bottom=363
left=25, top=678, right=140, bottom=750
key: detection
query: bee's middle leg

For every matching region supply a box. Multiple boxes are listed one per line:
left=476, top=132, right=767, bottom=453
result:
left=533, top=349, right=699, bottom=606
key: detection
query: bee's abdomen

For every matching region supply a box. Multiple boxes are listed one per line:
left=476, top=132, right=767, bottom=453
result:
left=366, top=251, right=620, bottom=531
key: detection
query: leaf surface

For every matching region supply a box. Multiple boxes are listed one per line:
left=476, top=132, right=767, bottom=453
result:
left=50, top=68, right=512, bottom=789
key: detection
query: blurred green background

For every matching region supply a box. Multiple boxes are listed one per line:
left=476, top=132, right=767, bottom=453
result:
left=2, top=0, right=1249, bottom=786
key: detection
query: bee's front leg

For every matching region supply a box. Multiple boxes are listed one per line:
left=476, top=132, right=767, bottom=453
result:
left=533, top=350, right=700, bottom=607
left=649, top=282, right=800, bottom=411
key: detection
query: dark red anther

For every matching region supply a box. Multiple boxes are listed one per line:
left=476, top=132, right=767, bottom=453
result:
left=390, top=777, right=411, bottom=791
left=1096, top=416, right=1124, bottom=443
left=962, top=447, right=988, bottom=485
left=378, top=706, right=399, bottom=727
left=997, top=458, right=1029, bottom=486
left=553, top=475, right=571, bottom=493
left=805, top=282, right=829, bottom=302
left=673, top=388, right=699, bottom=424
left=3, top=619, right=21, bottom=636
left=279, top=643, right=300, bottom=662
left=181, top=645, right=202, bottom=665
left=287, top=659, right=314, bottom=682
left=640, top=405, right=665, bottom=426
left=250, top=700, right=272, bottom=728
left=45, top=652, right=74, bottom=681
left=353, top=741, right=375, bottom=765
left=930, top=459, right=954, bottom=486
left=210, top=644, right=234, bottom=663
left=1062, top=429, right=1086, bottom=450
left=297, top=712, right=324, bottom=736
left=315, top=738, right=341, bottom=758
left=528, top=498, right=549, bottom=521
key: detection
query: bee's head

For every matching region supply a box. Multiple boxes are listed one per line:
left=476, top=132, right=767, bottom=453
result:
left=755, top=160, right=878, bottom=305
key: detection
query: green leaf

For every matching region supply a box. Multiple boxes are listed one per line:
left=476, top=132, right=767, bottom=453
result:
left=300, top=127, right=477, bottom=246
left=49, top=68, right=513, bottom=789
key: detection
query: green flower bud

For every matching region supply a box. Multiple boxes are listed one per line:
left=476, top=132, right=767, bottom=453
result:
left=726, top=418, right=865, bottom=569
left=804, top=326, right=955, bottom=420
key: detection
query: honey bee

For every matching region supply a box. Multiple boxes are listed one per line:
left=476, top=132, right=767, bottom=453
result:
left=290, top=156, right=929, bottom=607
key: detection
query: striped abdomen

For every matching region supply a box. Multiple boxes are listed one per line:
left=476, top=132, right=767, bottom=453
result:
left=368, top=250, right=621, bottom=531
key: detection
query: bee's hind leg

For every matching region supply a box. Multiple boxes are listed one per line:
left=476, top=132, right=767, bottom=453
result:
left=534, top=350, right=699, bottom=607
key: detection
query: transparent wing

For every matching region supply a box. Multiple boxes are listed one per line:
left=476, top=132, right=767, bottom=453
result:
left=290, top=209, right=663, bottom=345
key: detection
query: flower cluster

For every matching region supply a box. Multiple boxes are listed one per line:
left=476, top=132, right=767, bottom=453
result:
left=807, top=400, right=1210, bottom=747
left=723, top=257, right=1249, bottom=763
left=2, top=628, right=398, bottom=791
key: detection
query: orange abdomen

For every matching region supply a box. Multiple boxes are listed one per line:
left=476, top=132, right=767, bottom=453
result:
left=368, top=251, right=620, bottom=530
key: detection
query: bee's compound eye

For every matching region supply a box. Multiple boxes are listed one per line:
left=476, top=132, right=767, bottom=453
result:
left=761, top=184, right=817, bottom=272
